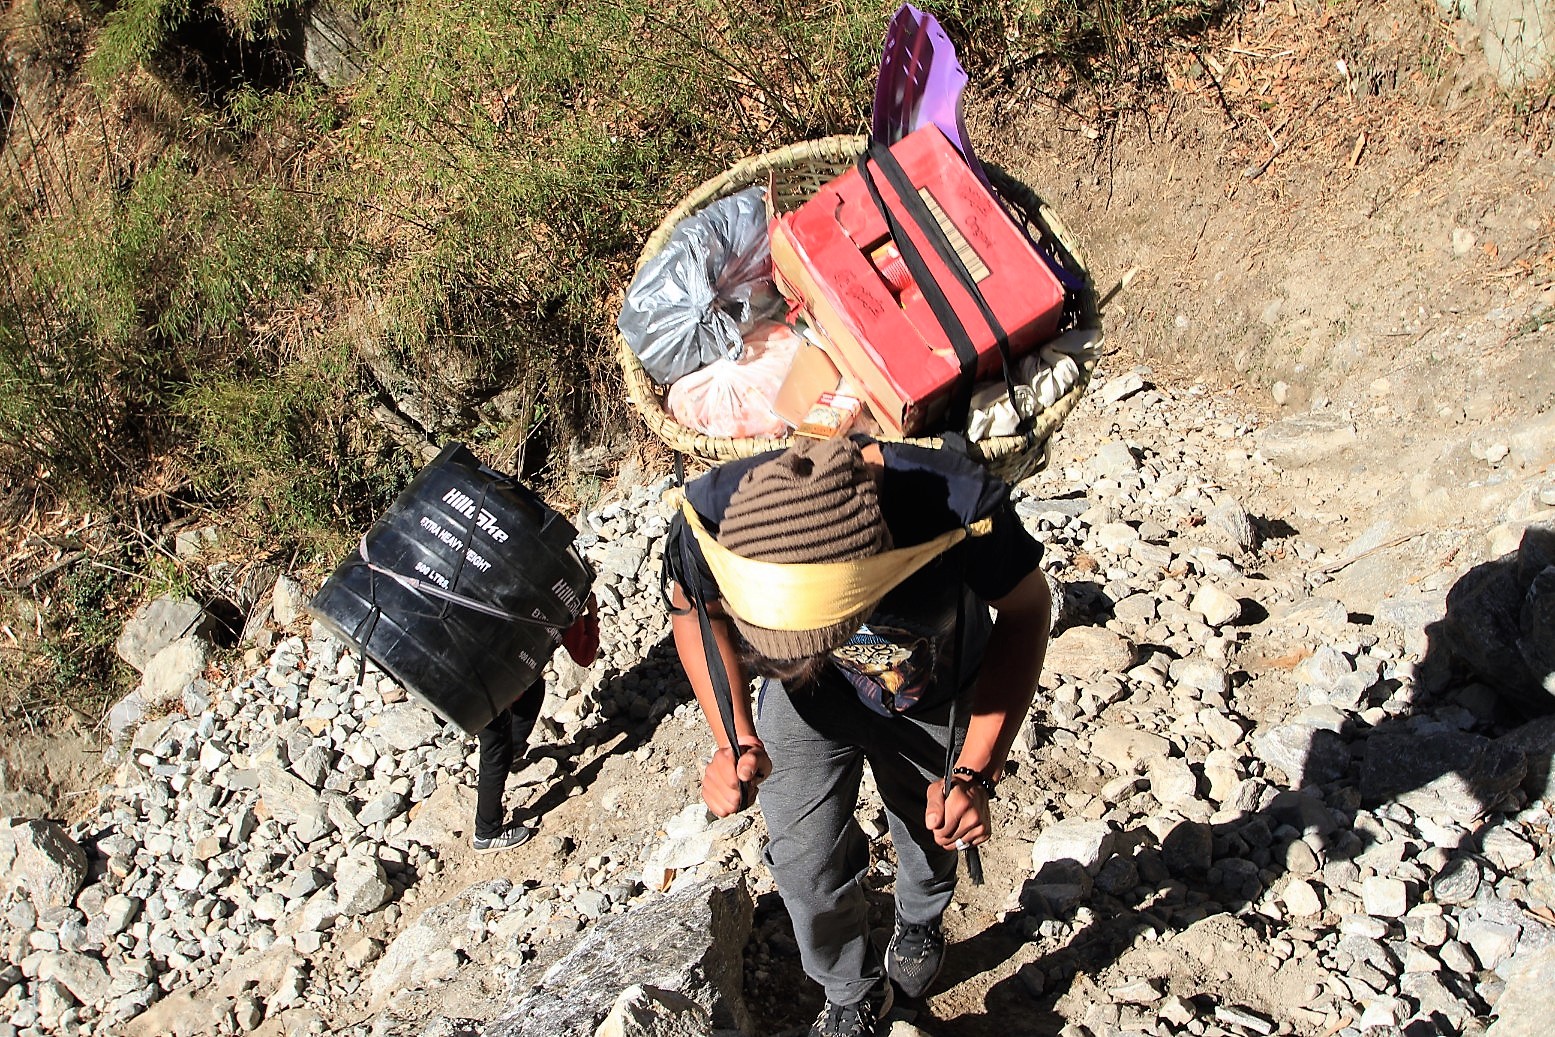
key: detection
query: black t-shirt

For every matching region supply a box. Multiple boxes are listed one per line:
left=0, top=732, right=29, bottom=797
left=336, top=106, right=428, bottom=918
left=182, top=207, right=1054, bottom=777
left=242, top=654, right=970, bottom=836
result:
left=667, top=438, right=1043, bottom=713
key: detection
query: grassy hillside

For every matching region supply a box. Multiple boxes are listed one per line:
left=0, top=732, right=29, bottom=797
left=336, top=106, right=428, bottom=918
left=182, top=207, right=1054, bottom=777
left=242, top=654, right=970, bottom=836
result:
left=0, top=0, right=1229, bottom=718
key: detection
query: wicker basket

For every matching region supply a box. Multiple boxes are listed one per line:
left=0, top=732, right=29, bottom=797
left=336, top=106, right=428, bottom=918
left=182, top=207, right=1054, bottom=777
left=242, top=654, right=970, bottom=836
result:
left=615, top=134, right=1100, bottom=483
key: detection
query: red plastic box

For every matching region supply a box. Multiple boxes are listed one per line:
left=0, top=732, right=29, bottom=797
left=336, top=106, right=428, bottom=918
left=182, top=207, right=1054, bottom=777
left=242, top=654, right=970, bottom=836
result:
left=769, top=126, right=1065, bottom=436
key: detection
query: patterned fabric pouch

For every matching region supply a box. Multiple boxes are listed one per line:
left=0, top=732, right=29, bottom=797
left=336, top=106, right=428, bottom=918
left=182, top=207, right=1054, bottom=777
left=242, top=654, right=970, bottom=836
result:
left=829, top=624, right=935, bottom=716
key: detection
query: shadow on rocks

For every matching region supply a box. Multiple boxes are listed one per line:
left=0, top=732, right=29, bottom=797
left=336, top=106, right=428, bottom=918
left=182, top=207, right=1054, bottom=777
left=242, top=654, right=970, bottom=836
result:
left=938, top=525, right=1555, bottom=1037
left=519, top=636, right=691, bottom=823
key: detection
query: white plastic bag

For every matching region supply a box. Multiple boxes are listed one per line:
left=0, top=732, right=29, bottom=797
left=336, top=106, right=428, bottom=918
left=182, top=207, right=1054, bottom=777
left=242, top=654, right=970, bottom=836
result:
left=966, top=327, right=1101, bottom=442
left=667, top=323, right=802, bottom=438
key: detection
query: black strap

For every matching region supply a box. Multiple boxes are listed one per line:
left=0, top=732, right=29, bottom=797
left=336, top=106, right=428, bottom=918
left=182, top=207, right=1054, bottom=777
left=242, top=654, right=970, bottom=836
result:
left=664, top=458, right=751, bottom=810
left=352, top=539, right=568, bottom=630
left=690, top=571, right=751, bottom=811
left=944, top=592, right=984, bottom=885
left=855, top=141, right=1033, bottom=441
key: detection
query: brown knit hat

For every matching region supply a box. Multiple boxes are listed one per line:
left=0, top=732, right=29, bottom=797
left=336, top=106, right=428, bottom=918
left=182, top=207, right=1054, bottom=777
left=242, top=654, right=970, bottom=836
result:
left=717, top=437, right=888, bottom=660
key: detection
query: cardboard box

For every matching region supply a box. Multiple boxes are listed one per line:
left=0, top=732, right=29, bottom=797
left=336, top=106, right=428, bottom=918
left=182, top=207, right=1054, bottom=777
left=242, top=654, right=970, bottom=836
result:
left=769, top=126, right=1065, bottom=436
left=772, top=338, right=845, bottom=428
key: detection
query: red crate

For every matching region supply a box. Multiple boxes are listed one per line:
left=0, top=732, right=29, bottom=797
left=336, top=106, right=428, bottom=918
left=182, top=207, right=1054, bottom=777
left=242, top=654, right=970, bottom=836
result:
left=770, top=125, right=1065, bottom=436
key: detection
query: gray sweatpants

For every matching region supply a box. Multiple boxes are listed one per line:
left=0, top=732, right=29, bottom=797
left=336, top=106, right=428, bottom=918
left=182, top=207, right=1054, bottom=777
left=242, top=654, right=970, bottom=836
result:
left=754, top=678, right=963, bottom=1006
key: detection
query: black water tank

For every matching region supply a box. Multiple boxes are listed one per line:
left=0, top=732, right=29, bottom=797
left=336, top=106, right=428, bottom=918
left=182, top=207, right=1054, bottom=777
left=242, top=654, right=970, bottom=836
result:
left=310, top=443, right=594, bottom=735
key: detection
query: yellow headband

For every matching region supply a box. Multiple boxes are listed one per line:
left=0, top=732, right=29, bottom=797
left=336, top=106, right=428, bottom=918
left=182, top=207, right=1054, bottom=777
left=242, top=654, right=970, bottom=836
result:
left=674, top=493, right=991, bottom=631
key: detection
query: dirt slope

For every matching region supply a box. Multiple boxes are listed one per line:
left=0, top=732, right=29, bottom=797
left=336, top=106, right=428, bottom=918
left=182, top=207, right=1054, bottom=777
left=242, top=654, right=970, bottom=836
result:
left=985, top=0, right=1551, bottom=409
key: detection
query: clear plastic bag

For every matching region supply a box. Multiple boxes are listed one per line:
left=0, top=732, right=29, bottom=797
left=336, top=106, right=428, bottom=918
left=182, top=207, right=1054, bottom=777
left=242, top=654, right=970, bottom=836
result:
left=667, top=322, right=802, bottom=438
left=618, top=186, right=785, bottom=386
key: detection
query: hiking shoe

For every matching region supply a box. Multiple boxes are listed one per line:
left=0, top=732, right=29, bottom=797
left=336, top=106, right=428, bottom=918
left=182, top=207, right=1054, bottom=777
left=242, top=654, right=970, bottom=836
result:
left=885, top=919, right=945, bottom=998
left=809, top=980, right=893, bottom=1037
left=472, top=823, right=534, bottom=853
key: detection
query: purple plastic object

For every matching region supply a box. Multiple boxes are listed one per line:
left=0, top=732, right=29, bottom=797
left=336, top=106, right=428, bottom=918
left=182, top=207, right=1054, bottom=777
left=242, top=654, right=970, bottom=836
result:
left=871, top=5, right=1084, bottom=295
left=871, top=5, right=990, bottom=189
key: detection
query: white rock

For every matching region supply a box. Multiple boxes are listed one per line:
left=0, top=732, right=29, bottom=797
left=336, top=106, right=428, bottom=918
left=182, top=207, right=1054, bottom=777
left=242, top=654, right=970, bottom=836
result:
left=139, top=636, right=210, bottom=708
left=1361, top=877, right=1410, bottom=918
left=271, top=575, right=307, bottom=628
left=1190, top=583, right=1242, bottom=627
left=1198, top=709, right=1245, bottom=749
left=334, top=855, right=392, bottom=916
left=1031, top=819, right=1117, bottom=875
left=1358, top=997, right=1403, bottom=1030
left=1094, top=522, right=1141, bottom=553
left=1093, top=441, right=1139, bottom=476
left=199, top=743, right=228, bottom=772
left=1281, top=878, right=1323, bottom=917
left=253, top=892, right=286, bottom=922
left=1145, top=756, right=1199, bottom=809
left=596, top=983, right=710, bottom=1037
left=1213, top=1006, right=1274, bottom=1035
left=1044, top=628, right=1137, bottom=680
left=1098, top=372, right=1145, bottom=404
left=0, top=820, right=88, bottom=909
left=1461, top=917, right=1520, bottom=970
left=1090, top=726, right=1171, bottom=773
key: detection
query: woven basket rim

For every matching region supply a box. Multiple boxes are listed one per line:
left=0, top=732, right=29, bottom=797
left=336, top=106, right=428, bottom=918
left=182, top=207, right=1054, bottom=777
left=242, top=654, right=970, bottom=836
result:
left=615, top=133, right=1101, bottom=481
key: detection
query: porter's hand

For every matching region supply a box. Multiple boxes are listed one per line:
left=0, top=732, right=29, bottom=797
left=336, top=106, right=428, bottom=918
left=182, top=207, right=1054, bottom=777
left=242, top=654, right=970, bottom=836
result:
left=925, top=779, right=990, bottom=850
left=702, top=739, right=771, bottom=817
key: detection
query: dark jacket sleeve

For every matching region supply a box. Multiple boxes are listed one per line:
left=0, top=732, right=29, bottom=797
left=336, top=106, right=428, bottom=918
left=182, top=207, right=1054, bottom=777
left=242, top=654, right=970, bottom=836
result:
left=664, top=509, right=722, bottom=606
left=959, top=496, right=1044, bottom=603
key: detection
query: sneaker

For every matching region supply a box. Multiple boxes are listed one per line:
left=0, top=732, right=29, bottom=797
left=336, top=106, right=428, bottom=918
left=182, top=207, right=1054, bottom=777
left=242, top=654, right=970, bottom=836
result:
left=472, top=823, right=534, bottom=853
left=809, top=980, right=893, bottom=1037
left=884, top=919, right=945, bottom=998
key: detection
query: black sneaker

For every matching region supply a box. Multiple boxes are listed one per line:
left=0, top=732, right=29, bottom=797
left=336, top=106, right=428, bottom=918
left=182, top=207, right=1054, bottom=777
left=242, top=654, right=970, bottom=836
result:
left=809, top=979, right=893, bottom=1037
left=884, top=918, right=945, bottom=998
left=472, top=823, right=534, bottom=853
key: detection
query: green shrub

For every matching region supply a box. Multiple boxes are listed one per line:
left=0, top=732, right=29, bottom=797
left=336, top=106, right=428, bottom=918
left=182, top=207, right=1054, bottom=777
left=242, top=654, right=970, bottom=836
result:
left=88, top=0, right=300, bottom=87
left=172, top=344, right=413, bottom=554
left=0, top=148, right=320, bottom=498
left=10, top=0, right=1237, bottom=519
left=0, top=548, right=136, bottom=726
left=87, top=0, right=196, bottom=86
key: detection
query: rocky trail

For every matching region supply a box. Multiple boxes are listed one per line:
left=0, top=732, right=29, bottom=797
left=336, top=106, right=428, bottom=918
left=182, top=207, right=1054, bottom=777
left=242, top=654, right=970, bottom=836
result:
left=3, top=350, right=1554, bottom=1037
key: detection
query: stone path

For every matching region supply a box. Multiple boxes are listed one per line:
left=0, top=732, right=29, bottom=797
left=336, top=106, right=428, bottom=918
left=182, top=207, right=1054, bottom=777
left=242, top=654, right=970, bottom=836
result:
left=2, top=368, right=1554, bottom=1037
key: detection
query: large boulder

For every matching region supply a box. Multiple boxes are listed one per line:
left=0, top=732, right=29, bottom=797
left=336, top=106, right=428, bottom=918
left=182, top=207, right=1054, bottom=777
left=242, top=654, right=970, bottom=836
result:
left=1360, top=730, right=1527, bottom=817
left=372, top=880, right=515, bottom=1006
left=482, top=874, right=753, bottom=1037
left=0, top=819, right=87, bottom=909
left=1477, top=0, right=1555, bottom=90
left=1487, top=946, right=1555, bottom=1037
left=1043, top=627, right=1137, bottom=680
left=1031, top=818, right=1117, bottom=876
left=1253, top=713, right=1350, bottom=786
left=1499, top=715, right=1555, bottom=803
left=300, top=1, right=368, bottom=88
left=114, top=596, right=213, bottom=672
left=1254, top=414, right=1357, bottom=468
left=106, top=635, right=212, bottom=740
